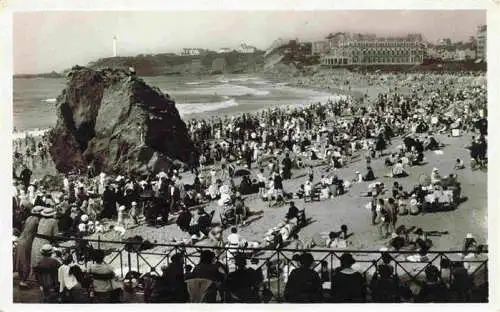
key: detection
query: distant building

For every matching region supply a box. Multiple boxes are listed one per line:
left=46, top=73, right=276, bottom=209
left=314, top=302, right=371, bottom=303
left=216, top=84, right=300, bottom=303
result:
left=182, top=48, right=202, bottom=56
left=218, top=48, right=233, bottom=54
left=321, top=33, right=425, bottom=66
left=455, top=48, right=476, bottom=61
left=476, top=25, right=487, bottom=60
left=311, top=40, right=329, bottom=55
left=236, top=43, right=257, bottom=53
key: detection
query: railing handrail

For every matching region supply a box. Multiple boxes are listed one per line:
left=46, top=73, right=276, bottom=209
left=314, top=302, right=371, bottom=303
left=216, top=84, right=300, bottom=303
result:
left=47, top=235, right=488, bottom=255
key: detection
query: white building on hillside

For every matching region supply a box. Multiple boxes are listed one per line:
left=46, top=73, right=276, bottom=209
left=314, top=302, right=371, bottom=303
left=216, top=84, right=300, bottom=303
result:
left=237, top=43, right=257, bottom=53
left=182, top=48, right=202, bottom=56
left=218, top=48, right=233, bottom=54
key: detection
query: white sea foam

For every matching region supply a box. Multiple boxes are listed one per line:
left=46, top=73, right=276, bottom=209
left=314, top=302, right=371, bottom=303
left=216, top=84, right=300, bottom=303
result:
left=177, top=98, right=240, bottom=115
left=172, top=83, right=270, bottom=97
left=12, top=128, right=51, bottom=140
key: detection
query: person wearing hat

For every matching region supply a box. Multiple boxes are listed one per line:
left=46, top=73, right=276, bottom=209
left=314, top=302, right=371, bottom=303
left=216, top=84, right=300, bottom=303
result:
left=226, top=253, right=261, bottom=303
left=57, top=199, right=74, bottom=237
left=176, top=204, right=192, bottom=232
left=87, top=249, right=122, bottom=303
left=415, top=264, right=449, bottom=303
left=33, top=244, right=61, bottom=302
left=284, top=253, right=323, bottom=303
left=185, top=250, right=223, bottom=303
left=14, top=206, right=43, bottom=288
left=330, top=253, right=366, bottom=303
left=188, top=207, right=212, bottom=240
left=31, top=207, right=59, bottom=270
left=153, top=253, right=189, bottom=303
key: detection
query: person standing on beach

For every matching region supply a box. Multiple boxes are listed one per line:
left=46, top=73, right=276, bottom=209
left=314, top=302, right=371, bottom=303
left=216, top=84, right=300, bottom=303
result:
left=282, top=153, right=292, bottom=180
left=20, top=165, right=32, bottom=191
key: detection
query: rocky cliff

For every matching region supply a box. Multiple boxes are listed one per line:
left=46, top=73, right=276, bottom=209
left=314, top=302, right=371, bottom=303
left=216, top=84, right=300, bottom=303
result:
left=49, top=66, right=194, bottom=174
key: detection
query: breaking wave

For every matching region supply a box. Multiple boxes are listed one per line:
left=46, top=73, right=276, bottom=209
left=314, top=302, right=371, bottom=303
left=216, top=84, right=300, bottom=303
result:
left=177, top=97, right=240, bottom=115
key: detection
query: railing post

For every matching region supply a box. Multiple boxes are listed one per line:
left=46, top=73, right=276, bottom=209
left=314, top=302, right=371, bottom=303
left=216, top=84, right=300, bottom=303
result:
left=119, top=250, right=123, bottom=278
left=277, top=251, right=281, bottom=303
left=137, top=252, right=140, bottom=273
left=128, top=251, right=132, bottom=274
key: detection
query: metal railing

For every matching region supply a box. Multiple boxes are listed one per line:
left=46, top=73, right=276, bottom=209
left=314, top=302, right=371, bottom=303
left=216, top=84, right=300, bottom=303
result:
left=37, top=235, right=488, bottom=303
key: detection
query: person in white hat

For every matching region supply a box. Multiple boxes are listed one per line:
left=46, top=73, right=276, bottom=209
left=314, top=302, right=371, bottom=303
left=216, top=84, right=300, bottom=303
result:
left=129, top=201, right=139, bottom=226
left=31, top=207, right=59, bottom=269
left=33, top=244, right=60, bottom=302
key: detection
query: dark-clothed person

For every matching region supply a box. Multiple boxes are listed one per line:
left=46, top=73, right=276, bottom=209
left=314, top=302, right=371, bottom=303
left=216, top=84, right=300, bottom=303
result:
left=330, top=253, right=366, bottom=303
left=284, top=253, right=323, bottom=303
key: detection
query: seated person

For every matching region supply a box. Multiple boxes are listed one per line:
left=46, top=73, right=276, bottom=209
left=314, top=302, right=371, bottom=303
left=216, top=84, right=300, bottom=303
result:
left=362, top=182, right=385, bottom=197
left=363, top=166, right=376, bottom=181
left=295, top=185, right=305, bottom=199
left=389, top=232, right=407, bottom=251
left=397, top=194, right=409, bottom=215
left=183, top=190, right=198, bottom=208
left=188, top=208, right=212, bottom=240
left=454, top=158, right=465, bottom=170
left=352, top=171, right=363, bottom=183
left=425, top=136, right=440, bottom=151
left=176, top=205, right=192, bottom=232
left=390, top=160, right=408, bottom=178
left=331, top=176, right=345, bottom=196
left=384, top=154, right=396, bottom=167
left=320, top=175, right=330, bottom=186
left=208, top=225, right=224, bottom=247
left=285, top=201, right=299, bottom=222
left=238, top=176, right=253, bottom=195
left=319, top=184, right=330, bottom=200
left=430, top=168, right=442, bottom=185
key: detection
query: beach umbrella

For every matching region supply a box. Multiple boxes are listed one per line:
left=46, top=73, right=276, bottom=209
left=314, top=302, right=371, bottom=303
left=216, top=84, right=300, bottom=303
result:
left=233, top=168, right=251, bottom=177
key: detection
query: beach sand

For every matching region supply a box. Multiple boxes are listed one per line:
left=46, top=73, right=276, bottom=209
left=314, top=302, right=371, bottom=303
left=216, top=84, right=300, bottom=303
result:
left=82, top=132, right=486, bottom=276
left=15, top=72, right=486, bottom=277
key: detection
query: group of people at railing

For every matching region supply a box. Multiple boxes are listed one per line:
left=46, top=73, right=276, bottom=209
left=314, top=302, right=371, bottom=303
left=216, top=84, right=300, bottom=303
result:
left=18, top=234, right=488, bottom=303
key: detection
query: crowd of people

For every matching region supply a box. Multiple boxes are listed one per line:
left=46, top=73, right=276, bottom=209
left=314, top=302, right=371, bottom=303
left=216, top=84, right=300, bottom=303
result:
left=16, top=244, right=487, bottom=303
left=12, top=71, right=488, bottom=303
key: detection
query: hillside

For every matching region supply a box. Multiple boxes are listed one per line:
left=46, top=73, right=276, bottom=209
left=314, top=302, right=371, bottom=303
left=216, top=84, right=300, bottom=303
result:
left=86, top=51, right=266, bottom=76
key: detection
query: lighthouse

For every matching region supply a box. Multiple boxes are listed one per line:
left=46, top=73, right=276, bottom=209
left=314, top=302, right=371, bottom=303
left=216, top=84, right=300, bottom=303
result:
left=113, top=35, right=117, bottom=57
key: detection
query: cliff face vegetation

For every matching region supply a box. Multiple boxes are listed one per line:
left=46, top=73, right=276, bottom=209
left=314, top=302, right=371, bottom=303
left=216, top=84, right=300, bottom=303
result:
left=86, top=51, right=265, bottom=76
left=49, top=66, right=194, bottom=174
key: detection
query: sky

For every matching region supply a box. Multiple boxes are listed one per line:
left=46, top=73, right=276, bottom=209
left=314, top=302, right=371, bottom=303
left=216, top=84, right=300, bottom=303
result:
left=13, top=10, right=486, bottom=74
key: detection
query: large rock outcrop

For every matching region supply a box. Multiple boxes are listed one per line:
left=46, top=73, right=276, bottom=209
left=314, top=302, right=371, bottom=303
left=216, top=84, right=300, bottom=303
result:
left=49, top=66, right=194, bottom=174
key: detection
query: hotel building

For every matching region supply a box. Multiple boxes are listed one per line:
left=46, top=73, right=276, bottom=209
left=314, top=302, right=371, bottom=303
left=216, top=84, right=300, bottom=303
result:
left=321, top=33, right=425, bottom=66
left=476, top=25, right=487, bottom=60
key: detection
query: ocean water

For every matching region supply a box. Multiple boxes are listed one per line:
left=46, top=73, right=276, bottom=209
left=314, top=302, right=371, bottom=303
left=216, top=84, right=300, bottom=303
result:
left=13, top=74, right=340, bottom=136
